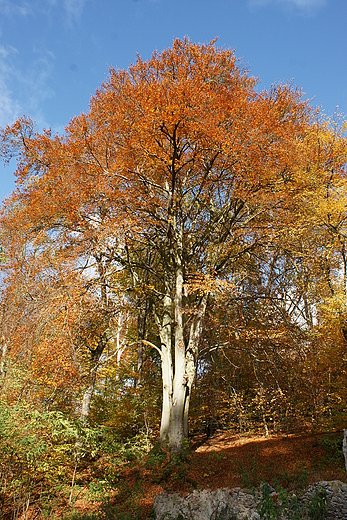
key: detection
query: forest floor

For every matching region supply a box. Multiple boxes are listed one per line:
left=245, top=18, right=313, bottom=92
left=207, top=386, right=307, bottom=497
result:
left=71, top=429, right=347, bottom=519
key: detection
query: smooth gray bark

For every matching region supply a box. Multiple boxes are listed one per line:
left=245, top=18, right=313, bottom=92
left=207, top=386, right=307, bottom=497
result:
left=80, top=356, right=98, bottom=422
left=168, top=258, right=186, bottom=453
left=156, top=219, right=209, bottom=453
left=157, top=287, right=173, bottom=443
left=0, top=335, right=8, bottom=387
left=157, top=268, right=208, bottom=452
left=183, top=294, right=208, bottom=438
left=343, top=429, right=347, bottom=474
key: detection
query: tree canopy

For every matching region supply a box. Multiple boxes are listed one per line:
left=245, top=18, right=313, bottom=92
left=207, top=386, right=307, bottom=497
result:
left=1, top=39, right=347, bottom=515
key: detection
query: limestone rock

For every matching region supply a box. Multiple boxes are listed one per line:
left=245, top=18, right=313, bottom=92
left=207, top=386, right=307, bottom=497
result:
left=153, top=487, right=260, bottom=520
left=154, top=481, right=347, bottom=520
left=303, top=480, right=347, bottom=520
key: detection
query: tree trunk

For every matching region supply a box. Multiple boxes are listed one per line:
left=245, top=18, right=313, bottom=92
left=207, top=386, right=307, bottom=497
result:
left=168, top=261, right=186, bottom=454
left=157, top=288, right=173, bottom=443
left=343, top=429, right=347, bottom=474
left=160, top=343, right=172, bottom=443
left=137, top=299, right=148, bottom=386
left=157, top=269, right=208, bottom=454
left=0, top=335, right=8, bottom=389
left=157, top=216, right=209, bottom=453
left=80, top=337, right=106, bottom=422
left=80, top=254, right=110, bottom=422
left=183, top=350, right=194, bottom=438
left=184, top=294, right=208, bottom=438
left=80, top=365, right=97, bottom=422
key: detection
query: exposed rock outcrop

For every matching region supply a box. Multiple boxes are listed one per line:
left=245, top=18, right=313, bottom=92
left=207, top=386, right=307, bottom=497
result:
left=153, top=480, right=347, bottom=520
left=154, top=487, right=260, bottom=520
left=302, top=480, right=347, bottom=520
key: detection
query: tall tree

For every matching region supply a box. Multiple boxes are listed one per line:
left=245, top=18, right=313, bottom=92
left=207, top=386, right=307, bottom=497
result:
left=1, top=39, right=320, bottom=453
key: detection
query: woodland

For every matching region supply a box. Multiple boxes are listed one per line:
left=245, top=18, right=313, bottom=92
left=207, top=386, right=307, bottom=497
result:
left=0, top=38, right=347, bottom=519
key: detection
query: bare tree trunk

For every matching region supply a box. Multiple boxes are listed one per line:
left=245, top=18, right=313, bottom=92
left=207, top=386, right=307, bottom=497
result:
left=168, top=241, right=208, bottom=453
left=160, top=343, right=172, bottom=444
left=343, top=429, right=347, bottom=475
left=0, top=335, right=8, bottom=389
left=169, top=260, right=186, bottom=454
left=157, top=252, right=208, bottom=454
left=80, top=365, right=97, bottom=422
left=183, top=350, right=195, bottom=439
left=137, top=299, right=148, bottom=386
left=156, top=287, right=173, bottom=444
left=79, top=254, right=111, bottom=422
left=80, top=335, right=107, bottom=422
left=183, top=294, right=208, bottom=438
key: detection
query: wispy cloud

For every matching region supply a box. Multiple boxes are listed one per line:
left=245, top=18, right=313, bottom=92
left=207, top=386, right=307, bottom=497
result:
left=21, top=52, right=56, bottom=123
left=0, top=0, right=88, bottom=23
left=288, top=0, right=326, bottom=6
left=63, top=0, right=87, bottom=23
left=0, top=43, right=55, bottom=130
left=0, top=46, right=21, bottom=128
left=249, top=0, right=326, bottom=11
left=0, top=0, right=87, bottom=131
left=0, top=0, right=31, bottom=17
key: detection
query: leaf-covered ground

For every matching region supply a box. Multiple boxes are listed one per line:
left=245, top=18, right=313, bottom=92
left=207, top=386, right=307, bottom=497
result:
left=70, top=430, right=346, bottom=519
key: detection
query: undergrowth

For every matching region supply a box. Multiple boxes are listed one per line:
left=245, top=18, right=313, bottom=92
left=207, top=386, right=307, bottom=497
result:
left=257, top=482, right=327, bottom=520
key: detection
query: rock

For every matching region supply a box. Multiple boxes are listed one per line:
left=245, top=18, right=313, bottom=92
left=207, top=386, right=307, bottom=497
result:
left=153, top=493, right=191, bottom=520
left=153, top=487, right=260, bottom=520
left=303, top=480, right=347, bottom=520
left=154, top=481, right=347, bottom=520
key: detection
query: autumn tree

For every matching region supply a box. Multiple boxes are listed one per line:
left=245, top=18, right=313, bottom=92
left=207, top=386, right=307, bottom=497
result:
left=0, top=118, right=132, bottom=422
left=188, top=113, right=347, bottom=436
left=1, top=38, right=333, bottom=454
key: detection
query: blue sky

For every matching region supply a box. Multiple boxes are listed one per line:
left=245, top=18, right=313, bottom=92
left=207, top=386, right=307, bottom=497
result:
left=0, top=0, right=346, bottom=203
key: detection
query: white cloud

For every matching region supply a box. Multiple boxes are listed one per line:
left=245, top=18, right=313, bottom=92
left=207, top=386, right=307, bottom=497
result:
left=63, top=0, right=87, bottom=23
left=0, top=1, right=86, bottom=131
left=0, top=45, right=21, bottom=127
left=22, top=53, right=55, bottom=121
left=0, top=0, right=88, bottom=23
left=0, top=43, right=55, bottom=130
left=249, top=0, right=326, bottom=10
left=0, top=0, right=32, bottom=17
left=284, top=0, right=326, bottom=6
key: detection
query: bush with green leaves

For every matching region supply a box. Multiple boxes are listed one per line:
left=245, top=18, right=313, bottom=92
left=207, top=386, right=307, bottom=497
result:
left=257, top=482, right=328, bottom=520
left=0, top=401, right=80, bottom=518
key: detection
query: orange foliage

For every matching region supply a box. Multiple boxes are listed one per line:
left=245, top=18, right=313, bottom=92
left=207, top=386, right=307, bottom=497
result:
left=1, top=37, right=347, bottom=439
